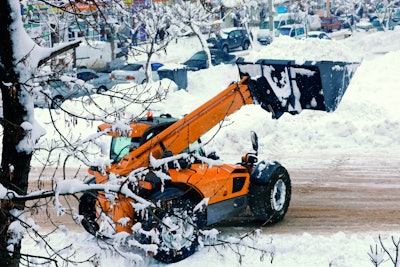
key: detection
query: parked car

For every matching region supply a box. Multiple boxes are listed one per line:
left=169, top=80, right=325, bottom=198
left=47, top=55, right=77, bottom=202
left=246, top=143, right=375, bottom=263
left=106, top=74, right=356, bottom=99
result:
left=307, top=31, right=332, bottom=40
left=257, top=13, right=295, bottom=45
left=34, top=79, right=91, bottom=109
left=320, top=16, right=342, bottom=32
left=257, top=21, right=274, bottom=45
left=355, top=21, right=377, bottom=33
left=275, top=24, right=306, bottom=39
left=392, top=9, right=400, bottom=23
left=76, top=68, right=115, bottom=93
left=110, top=61, right=164, bottom=84
left=183, top=49, right=236, bottom=71
left=371, top=18, right=395, bottom=31
left=207, top=27, right=251, bottom=53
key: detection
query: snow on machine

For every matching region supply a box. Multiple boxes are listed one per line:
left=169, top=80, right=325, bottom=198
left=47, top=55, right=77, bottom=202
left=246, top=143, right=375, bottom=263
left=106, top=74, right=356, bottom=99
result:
left=79, top=59, right=358, bottom=263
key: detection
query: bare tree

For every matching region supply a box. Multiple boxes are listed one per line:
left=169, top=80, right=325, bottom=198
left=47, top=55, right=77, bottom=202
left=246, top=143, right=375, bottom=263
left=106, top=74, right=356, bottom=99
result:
left=0, top=0, right=81, bottom=265
left=170, top=0, right=219, bottom=68
left=225, top=0, right=258, bottom=46
left=0, top=0, right=282, bottom=265
left=128, top=3, right=179, bottom=82
left=368, top=235, right=400, bottom=267
left=364, top=0, right=400, bottom=31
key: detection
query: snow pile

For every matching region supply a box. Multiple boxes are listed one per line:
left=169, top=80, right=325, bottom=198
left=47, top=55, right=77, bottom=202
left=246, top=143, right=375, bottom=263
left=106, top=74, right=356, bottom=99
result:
left=247, top=36, right=361, bottom=63
left=21, top=228, right=400, bottom=267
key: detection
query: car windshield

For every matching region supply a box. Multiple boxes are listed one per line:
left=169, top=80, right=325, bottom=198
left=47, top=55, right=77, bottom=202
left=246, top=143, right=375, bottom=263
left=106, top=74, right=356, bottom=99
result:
left=78, top=71, right=97, bottom=81
left=260, top=21, right=270, bottom=29
left=48, top=80, right=64, bottom=88
left=260, top=21, right=281, bottom=29
left=190, top=52, right=206, bottom=60
left=371, top=20, right=379, bottom=26
left=151, top=63, right=164, bottom=71
left=278, top=27, right=291, bottom=35
left=121, top=64, right=143, bottom=71
left=321, top=19, right=333, bottom=24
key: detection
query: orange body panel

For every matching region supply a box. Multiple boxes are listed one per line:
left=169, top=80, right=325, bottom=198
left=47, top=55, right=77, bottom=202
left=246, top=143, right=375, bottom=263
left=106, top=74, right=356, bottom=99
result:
left=95, top=163, right=251, bottom=233
left=168, top=163, right=251, bottom=205
left=96, top=192, right=135, bottom=234
left=95, top=78, right=253, bottom=178
left=92, top=78, right=254, bottom=233
left=98, top=122, right=151, bottom=138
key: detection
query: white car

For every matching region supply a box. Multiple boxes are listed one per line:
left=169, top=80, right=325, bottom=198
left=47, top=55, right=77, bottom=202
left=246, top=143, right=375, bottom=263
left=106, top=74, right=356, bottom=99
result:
left=356, top=21, right=377, bottom=33
left=308, top=31, right=332, bottom=40
left=257, top=13, right=296, bottom=45
left=110, top=61, right=164, bottom=84
left=76, top=68, right=116, bottom=93
left=275, top=24, right=306, bottom=39
left=34, top=79, right=91, bottom=109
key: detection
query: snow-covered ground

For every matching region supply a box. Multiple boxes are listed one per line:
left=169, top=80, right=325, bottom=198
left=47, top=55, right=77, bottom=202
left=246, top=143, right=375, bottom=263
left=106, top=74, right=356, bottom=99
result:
left=22, top=29, right=400, bottom=266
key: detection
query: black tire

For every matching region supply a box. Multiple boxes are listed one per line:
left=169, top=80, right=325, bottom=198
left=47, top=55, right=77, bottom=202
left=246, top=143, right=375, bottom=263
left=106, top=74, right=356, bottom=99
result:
left=79, top=191, right=100, bottom=236
left=51, top=96, right=64, bottom=109
left=248, top=166, right=291, bottom=224
left=242, top=41, right=250, bottom=50
left=141, top=187, right=205, bottom=263
left=78, top=177, right=103, bottom=237
left=97, top=86, right=107, bottom=93
left=222, top=45, right=229, bottom=53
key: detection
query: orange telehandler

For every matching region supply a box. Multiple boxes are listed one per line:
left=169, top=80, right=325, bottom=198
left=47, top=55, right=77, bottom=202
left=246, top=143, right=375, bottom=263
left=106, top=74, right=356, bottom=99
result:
left=79, top=59, right=358, bottom=263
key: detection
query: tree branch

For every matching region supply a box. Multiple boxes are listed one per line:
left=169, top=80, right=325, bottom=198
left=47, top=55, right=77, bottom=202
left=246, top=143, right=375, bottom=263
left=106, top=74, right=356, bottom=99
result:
left=38, top=41, right=81, bottom=67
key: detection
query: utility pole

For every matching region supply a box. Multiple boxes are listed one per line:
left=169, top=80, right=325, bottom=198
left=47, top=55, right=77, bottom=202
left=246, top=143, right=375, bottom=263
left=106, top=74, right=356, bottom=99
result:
left=268, top=0, right=273, bottom=40
left=327, top=0, right=331, bottom=17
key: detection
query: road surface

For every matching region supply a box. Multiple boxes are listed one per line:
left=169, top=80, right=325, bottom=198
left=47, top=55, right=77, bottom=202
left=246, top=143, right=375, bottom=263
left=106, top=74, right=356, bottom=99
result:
left=29, top=154, right=400, bottom=234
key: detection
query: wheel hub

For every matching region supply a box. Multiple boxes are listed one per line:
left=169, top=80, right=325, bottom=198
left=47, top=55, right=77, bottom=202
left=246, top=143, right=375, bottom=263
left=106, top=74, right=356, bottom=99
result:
left=272, top=179, right=286, bottom=211
left=159, top=209, right=195, bottom=251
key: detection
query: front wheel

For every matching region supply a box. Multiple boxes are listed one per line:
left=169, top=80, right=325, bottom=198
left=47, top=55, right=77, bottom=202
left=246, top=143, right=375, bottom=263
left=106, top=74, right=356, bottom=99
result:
left=51, top=96, right=64, bottom=109
left=141, top=188, right=205, bottom=263
left=79, top=191, right=100, bottom=236
left=222, top=45, right=229, bottom=53
left=242, top=41, right=250, bottom=50
left=248, top=166, right=291, bottom=224
left=78, top=177, right=101, bottom=237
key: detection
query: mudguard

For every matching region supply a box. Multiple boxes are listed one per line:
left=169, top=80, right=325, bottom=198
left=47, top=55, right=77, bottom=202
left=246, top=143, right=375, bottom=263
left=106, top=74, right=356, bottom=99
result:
left=250, top=160, right=282, bottom=185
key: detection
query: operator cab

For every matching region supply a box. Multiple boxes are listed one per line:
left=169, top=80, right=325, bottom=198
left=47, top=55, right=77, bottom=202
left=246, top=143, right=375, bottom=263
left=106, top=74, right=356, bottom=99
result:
left=109, top=114, right=207, bottom=162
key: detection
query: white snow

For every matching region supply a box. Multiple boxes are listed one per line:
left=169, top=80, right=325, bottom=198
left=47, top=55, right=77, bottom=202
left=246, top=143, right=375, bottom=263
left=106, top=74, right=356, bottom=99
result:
left=18, top=28, right=400, bottom=266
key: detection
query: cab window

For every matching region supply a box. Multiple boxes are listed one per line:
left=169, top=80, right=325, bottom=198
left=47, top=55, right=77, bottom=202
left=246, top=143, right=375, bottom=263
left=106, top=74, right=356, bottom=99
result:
left=110, top=136, right=140, bottom=161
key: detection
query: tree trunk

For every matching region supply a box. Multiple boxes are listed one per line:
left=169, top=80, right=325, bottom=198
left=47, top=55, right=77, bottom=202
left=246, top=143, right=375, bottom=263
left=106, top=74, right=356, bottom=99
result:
left=0, top=1, right=31, bottom=266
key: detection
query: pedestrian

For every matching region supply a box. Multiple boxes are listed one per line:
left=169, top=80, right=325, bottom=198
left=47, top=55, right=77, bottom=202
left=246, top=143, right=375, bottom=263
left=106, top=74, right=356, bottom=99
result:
left=132, top=30, right=138, bottom=46
left=156, top=28, right=165, bottom=44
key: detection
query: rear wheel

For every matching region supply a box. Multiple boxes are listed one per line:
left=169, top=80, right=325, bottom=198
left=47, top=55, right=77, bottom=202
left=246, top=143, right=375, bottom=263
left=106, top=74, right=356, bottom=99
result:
left=141, top=188, right=205, bottom=263
left=248, top=166, right=291, bottom=224
left=97, top=86, right=107, bottom=93
left=242, top=41, right=250, bottom=50
left=222, top=45, right=229, bottom=53
left=51, top=96, right=64, bottom=109
left=78, top=177, right=100, bottom=237
left=79, top=191, right=100, bottom=236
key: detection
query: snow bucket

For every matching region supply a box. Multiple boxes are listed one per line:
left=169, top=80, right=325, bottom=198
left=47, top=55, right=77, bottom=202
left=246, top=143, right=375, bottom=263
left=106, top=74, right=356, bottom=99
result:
left=237, top=59, right=359, bottom=119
